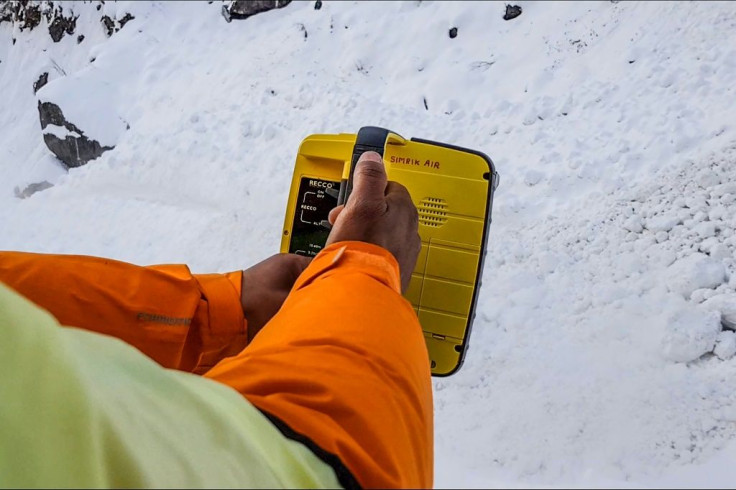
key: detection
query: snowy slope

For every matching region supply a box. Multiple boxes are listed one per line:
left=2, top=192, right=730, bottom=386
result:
left=2, top=1, right=736, bottom=487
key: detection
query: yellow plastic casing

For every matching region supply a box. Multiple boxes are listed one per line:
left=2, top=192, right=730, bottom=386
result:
left=280, top=130, right=497, bottom=376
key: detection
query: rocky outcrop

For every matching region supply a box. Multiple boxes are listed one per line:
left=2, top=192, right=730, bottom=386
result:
left=101, top=12, right=135, bottom=37
left=38, top=101, right=114, bottom=168
left=48, top=9, right=76, bottom=42
left=0, top=2, right=14, bottom=24
left=33, top=72, right=48, bottom=93
left=222, top=0, right=292, bottom=23
left=1, top=0, right=43, bottom=30
left=0, top=1, right=79, bottom=42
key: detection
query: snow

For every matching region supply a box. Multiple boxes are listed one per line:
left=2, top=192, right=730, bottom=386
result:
left=42, top=123, right=81, bottom=139
left=714, top=331, right=736, bottom=361
left=661, top=307, right=721, bottom=363
left=666, top=253, right=727, bottom=299
left=702, top=294, right=736, bottom=330
left=2, top=0, right=736, bottom=487
left=38, top=69, right=130, bottom=146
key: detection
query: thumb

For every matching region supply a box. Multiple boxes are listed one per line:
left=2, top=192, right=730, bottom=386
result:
left=349, top=151, right=387, bottom=207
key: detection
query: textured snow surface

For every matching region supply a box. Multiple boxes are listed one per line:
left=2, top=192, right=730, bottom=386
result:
left=2, top=1, right=736, bottom=487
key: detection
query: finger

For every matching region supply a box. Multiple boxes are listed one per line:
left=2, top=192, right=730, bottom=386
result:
left=328, top=205, right=345, bottom=225
left=349, top=151, right=387, bottom=206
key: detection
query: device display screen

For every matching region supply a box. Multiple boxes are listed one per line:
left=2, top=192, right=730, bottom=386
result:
left=287, top=177, right=340, bottom=257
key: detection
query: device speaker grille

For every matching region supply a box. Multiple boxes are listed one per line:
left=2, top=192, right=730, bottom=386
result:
left=418, top=197, right=448, bottom=227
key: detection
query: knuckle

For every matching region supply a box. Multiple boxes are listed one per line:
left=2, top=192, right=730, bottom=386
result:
left=397, top=192, right=419, bottom=219
left=348, top=198, right=385, bottom=220
left=394, top=181, right=411, bottom=195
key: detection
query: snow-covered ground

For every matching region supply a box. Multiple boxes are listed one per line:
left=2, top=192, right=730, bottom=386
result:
left=2, top=1, right=736, bottom=487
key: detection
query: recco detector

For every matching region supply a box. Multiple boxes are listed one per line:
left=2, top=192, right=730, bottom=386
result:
left=281, top=127, right=499, bottom=376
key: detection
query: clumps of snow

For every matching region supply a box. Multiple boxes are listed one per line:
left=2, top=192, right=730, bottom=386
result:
left=523, top=169, right=544, bottom=186
left=661, top=307, right=721, bottom=362
left=623, top=215, right=644, bottom=233
left=713, top=331, right=736, bottom=361
left=667, top=253, right=727, bottom=299
left=436, top=145, right=736, bottom=485
left=646, top=214, right=681, bottom=233
left=701, top=294, right=736, bottom=330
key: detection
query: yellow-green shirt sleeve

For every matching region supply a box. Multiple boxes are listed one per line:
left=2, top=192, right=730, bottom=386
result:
left=0, top=283, right=341, bottom=488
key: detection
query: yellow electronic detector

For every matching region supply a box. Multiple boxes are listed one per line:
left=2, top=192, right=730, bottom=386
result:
left=281, top=127, right=499, bottom=376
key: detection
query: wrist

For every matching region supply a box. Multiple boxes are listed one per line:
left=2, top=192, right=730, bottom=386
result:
left=294, top=241, right=402, bottom=294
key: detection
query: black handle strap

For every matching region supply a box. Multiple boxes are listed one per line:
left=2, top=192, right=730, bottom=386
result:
left=337, top=126, right=392, bottom=206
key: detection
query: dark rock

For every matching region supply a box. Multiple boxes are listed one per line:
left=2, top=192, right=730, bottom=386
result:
left=38, top=101, right=71, bottom=128
left=315, top=0, right=322, bottom=9
left=18, top=2, right=42, bottom=31
left=101, top=15, right=115, bottom=36
left=223, top=0, right=292, bottom=22
left=0, top=2, right=13, bottom=24
left=118, top=12, right=134, bottom=29
left=2, top=1, right=77, bottom=41
left=48, top=13, right=77, bottom=42
left=101, top=12, right=134, bottom=36
left=77, top=34, right=85, bottom=43
left=449, top=27, right=457, bottom=39
left=33, top=72, right=49, bottom=93
left=14, top=181, right=54, bottom=199
left=503, top=4, right=522, bottom=21
left=38, top=101, right=114, bottom=168
left=43, top=132, right=113, bottom=169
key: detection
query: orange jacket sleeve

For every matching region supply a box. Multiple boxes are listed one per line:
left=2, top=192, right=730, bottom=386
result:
left=0, top=251, right=247, bottom=374
left=205, top=242, right=434, bottom=489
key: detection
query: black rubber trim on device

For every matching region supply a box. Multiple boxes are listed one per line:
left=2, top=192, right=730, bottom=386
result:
left=257, top=408, right=362, bottom=490
left=410, top=137, right=499, bottom=377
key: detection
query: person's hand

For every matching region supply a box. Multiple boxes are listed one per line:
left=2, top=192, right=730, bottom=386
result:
left=241, top=254, right=311, bottom=340
left=325, top=151, right=421, bottom=292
